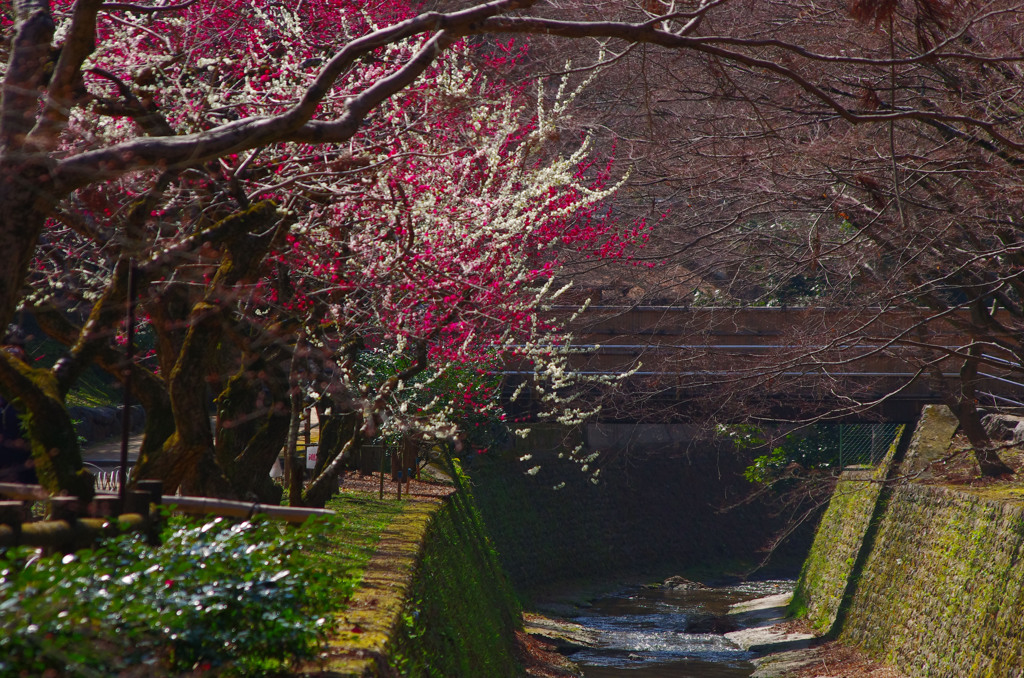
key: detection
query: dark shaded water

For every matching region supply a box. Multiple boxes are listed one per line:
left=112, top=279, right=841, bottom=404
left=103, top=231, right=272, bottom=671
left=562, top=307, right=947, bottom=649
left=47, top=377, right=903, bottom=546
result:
left=563, top=580, right=793, bottom=677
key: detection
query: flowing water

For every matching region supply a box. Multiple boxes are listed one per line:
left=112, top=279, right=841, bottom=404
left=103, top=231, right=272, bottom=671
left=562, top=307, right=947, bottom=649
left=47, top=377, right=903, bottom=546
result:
left=560, top=580, right=794, bottom=677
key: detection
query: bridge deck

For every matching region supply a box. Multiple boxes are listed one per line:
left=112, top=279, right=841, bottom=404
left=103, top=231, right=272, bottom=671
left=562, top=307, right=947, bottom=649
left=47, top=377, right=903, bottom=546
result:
left=506, top=306, right=1024, bottom=421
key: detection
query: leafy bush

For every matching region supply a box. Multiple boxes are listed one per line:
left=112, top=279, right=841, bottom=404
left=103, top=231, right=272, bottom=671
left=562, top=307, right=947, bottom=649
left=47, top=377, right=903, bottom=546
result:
left=738, top=424, right=899, bottom=483
left=0, top=515, right=348, bottom=677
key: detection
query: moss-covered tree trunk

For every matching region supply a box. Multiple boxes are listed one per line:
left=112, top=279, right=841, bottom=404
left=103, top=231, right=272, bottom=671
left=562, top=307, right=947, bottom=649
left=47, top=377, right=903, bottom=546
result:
left=945, top=345, right=1014, bottom=477
left=215, top=349, right=291, bottom=503
left=0, top=17, right=92, bottom=495
left=161, top=300, right=231, bottom=496
left=0, top=353, right=93, bottom=499
left=161, top=202, right=287, bottom=496
left=128, top=377, right=176, bottom=483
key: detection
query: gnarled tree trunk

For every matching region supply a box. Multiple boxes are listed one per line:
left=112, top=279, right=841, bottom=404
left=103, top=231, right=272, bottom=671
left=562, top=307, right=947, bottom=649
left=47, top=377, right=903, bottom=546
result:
left=943, top=345, right=1014, bottom=477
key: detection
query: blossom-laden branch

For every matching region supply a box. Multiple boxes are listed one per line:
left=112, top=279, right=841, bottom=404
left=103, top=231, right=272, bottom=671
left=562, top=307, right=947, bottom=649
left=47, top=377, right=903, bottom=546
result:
left=16, top=0, right=645, bottom=498
left=6, top=0, right=1024, bottom=496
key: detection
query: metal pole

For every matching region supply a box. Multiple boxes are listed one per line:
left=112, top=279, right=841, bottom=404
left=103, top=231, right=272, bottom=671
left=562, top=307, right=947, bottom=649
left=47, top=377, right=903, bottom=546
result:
left=304, top=408, right=311, bottom=447
left=119, top=262, right=137, bottom=512
left=838, top=424, right=844, bottom=469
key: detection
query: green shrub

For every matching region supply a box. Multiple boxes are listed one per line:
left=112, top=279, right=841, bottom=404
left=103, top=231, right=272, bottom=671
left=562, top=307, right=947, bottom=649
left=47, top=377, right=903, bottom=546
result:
left=0, top=515, right=348, bottom=677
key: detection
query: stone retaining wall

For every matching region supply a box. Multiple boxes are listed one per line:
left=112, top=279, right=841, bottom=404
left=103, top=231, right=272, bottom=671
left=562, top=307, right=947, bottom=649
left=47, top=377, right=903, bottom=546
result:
left=467, top=433, right=814, bottom=592
left=795, top=406, right=1024, bottom=678
left=789, top=468, right=886, bottom=632
left=790, top=424, right=906, bottom=631
left=304, top=469, right=523, bottom=677
left=389, top=474, right=523, bottom=677
left=840, top=484, right=1024, bottom=677
left=305, top=498, right=441, bottom=677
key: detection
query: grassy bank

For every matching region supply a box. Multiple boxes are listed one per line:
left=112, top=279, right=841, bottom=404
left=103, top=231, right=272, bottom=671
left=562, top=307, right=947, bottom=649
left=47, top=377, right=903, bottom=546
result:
left=314, top=491, right=408, bottom=592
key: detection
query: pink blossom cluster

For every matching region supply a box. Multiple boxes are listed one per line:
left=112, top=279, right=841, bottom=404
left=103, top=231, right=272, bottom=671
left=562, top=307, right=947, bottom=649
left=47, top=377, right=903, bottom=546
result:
left=25, top=0, right=643, bottom=438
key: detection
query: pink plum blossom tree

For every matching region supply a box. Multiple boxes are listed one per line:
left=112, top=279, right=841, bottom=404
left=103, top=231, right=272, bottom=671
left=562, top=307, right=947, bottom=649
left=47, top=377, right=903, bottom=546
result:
left=3, top=0, right=633, bottom=501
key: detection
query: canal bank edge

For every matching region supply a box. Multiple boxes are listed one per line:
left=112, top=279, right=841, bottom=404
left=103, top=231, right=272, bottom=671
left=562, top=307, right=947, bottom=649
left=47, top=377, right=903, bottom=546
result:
left=299, top=466, right=525, bottom=677
left=782, top=404, right=1024, bottom=677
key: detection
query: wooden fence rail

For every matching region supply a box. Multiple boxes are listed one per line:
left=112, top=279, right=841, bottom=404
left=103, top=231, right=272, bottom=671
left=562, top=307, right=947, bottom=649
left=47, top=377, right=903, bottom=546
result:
left=0, top=479, right=335, bottom=553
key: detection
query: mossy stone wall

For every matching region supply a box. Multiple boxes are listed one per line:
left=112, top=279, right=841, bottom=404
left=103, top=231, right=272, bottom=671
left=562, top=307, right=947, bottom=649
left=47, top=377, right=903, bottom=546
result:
left=839, top=484, right=1024, bottom=677
left=790, top=426, right=904, bottom=631
left=795, top=409, right=1024, bottom=678
left=789, top=469, right=885, bottom=631
left=390, top=468, right=523, bottom=677
left=308, top=474, right=523, bottom=677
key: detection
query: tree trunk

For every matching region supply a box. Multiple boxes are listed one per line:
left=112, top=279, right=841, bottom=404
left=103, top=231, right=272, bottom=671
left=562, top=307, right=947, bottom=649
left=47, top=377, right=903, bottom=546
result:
left=0, top=353, right=93, bottom=499
left=944, top=345, right=1014, bottom=477
left=130, top=383, right=177, bottom=484
left=157, top=203, right=286, bottom=496
left=163, top=302, right=233, bottom=496
left=0, top=0, right=58, bottom=330
left=302, top=409, right=361, bottom=508
left=286, top=354, right=305, bottom=507
left=0, top=174, right=49, bottom=335
left=215, top=354, right=290, bottom=503
left=955, top=398, right=1014, bottom=477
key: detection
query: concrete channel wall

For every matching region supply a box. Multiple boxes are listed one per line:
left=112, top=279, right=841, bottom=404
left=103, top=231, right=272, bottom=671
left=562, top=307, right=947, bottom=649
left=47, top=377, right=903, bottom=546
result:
left=467, top=424, right=815, bottom=593
left=794, top=406, right=1024, bottom=678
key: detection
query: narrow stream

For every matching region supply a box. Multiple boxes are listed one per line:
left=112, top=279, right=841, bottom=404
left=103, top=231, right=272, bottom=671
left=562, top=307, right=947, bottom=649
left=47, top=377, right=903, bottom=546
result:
left=560, top=580, right=793, bottom=677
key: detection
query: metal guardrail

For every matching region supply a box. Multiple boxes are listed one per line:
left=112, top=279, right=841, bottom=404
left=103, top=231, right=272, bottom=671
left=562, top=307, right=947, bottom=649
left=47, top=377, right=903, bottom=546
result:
left=507, top=307, right=1023, bottom=407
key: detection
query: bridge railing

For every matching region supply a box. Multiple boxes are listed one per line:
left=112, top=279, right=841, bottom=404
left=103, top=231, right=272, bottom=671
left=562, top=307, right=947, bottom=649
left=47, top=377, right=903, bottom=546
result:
left=540, top=305, right=1022, bottom=403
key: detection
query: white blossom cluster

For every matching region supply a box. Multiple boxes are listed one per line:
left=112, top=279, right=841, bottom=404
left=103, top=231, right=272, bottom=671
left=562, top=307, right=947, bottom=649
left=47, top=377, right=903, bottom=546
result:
left=17, top=2, right=637, bottom=480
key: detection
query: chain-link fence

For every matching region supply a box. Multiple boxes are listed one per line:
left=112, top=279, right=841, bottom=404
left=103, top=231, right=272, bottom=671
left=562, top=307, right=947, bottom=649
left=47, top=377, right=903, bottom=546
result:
left=742, top=422, right=905, bottom=480
left=815, top=422, right=903, bottom=468
left=773, top=422, right=903, bottom=472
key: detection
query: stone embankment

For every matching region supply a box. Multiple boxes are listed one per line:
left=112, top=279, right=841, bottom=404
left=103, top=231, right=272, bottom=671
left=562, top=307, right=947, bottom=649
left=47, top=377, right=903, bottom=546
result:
left=466, top=424, right=814, bottom=592
left=751, top=405, right=1024, bottom=678
left=297, top=464, right=534, bottom=678
left=296, top=405, right=1024, bottom=677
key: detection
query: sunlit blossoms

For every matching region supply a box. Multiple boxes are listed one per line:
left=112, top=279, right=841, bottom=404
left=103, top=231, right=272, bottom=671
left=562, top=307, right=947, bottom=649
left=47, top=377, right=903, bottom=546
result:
left=12, top=0, right=642, bottom=499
